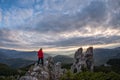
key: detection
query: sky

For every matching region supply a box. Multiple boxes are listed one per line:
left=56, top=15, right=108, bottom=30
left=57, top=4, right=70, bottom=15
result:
left=0, top=0, right=120, bottom=54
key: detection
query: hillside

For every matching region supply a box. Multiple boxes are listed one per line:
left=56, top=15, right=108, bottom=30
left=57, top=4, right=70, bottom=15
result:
left=0, top=63, right=18, bottom=76
left=94, top=48, right=120, bottom=65
left=0, top=58, right=34, bottom=68
left=53, top=55, right=74, bottom=64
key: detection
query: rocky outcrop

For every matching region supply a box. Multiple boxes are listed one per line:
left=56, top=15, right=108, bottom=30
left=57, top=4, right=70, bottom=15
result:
left=19, top=56, right=66, bottom=80
left=71, top=47, right=94, bottom=73
left=19, top=47, right=94, bottom=80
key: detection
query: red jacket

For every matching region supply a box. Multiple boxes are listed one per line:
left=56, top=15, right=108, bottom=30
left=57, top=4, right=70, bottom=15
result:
left=38, top=49, right=44, bottom=58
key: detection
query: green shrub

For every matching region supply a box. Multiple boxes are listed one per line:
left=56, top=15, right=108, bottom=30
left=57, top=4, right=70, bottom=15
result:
left=60, top=70, right=75, bottom=80
left=60, top=71, right=120, bottom=80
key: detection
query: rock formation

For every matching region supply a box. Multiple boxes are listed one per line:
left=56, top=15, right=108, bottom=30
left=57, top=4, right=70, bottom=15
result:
left=19, top=47, right=94, bottom=80
left=19, top=56, right=65, bottom=80
left=71, top=47, right=94, bottom=73
left=85, top=47, right=94, bottom=72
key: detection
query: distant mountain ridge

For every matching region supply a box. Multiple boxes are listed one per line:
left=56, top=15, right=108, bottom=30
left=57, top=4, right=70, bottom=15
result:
left=0, top=48, right=74, bottom=68
left=0, top=48, right=50, bottom=68
left=0, top=48, right=50, bottom=61
left=0, top=47, right=120, bottom=68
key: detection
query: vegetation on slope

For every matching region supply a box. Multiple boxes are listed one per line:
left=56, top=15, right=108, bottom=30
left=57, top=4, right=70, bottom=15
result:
left=60, top=71, right=120, bottom=80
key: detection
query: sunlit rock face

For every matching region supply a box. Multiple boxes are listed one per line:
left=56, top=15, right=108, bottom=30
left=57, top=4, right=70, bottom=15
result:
left=19, top=56, right=65, bottom=80
left=71, top=47, right=94, bottom=73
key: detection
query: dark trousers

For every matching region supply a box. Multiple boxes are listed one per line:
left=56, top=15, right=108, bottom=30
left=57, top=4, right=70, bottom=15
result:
left=37, top=58, right=44, bottom=66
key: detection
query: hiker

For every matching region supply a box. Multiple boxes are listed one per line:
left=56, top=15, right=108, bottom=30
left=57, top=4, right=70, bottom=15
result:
left=37, top=48, right=44, bottom=66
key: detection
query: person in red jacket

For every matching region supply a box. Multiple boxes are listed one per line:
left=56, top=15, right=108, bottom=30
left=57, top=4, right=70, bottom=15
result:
left=37, top=48, right=44, bottom=66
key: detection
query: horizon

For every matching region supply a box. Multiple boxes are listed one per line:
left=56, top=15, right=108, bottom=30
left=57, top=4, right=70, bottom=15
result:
left=0, top=44, right=120, bottom=55
left=0, top=0, right=120, bottom=54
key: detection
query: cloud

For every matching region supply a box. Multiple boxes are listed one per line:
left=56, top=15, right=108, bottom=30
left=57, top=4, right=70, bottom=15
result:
left=2, top=7, right=33, bottom=27
left=33, top=0, right=92, bottom=13
left=29, top=27, right=120, bottom=48
left=0, top=0, right=120, bottom=52
left=82, top=0, right=107, bottom=23
left=1, top=26, right=119, bottom=49
left=17, top=0, right=35, bottom=8
left=19, top=0, right=107, bottom=33
left=0, top=8, right=2, bottom=23
left=0, top=28, right=19, bottom=48
left=106, top=0, right=120, bottom=27
left=110, top=10, right=120, bottom=27
left=42, top=36, right=120, bottom=48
